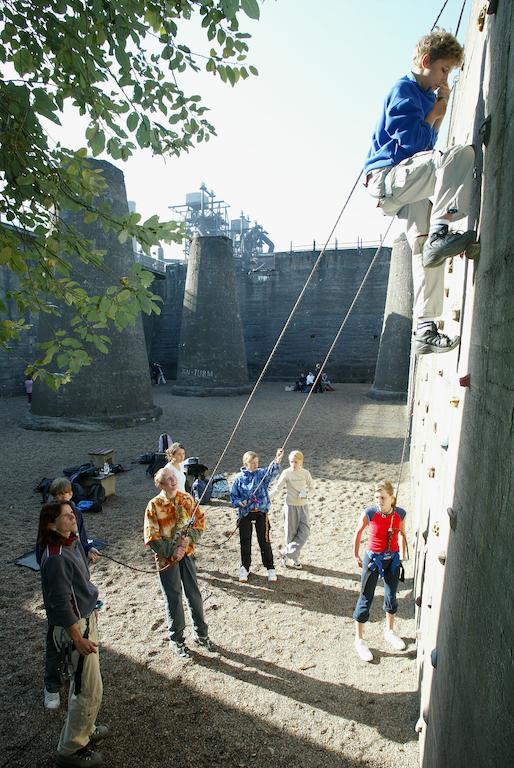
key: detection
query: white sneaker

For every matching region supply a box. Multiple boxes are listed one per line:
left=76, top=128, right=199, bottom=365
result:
left=354, top=639, right=373, bottom=662
left=44, top=688, right=60, bottom=710
left=239, top=566, right=249, bottom=582
left=384, top=628, right=406, bottom=651
left=267, top=569, right=277, bottom=582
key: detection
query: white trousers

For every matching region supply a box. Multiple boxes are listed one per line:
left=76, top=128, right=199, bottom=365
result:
left=55, top=612, right=103, bottom=755
left=367, top=145, right=475, bottom=318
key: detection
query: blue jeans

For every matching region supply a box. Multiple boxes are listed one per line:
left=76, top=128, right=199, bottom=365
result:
left=353, top=551, right=401, bottom=623
left=158, top=556, right=208, bottom=643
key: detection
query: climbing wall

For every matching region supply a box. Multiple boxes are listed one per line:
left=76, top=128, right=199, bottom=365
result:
left=411, top=2, right=514, bottom=765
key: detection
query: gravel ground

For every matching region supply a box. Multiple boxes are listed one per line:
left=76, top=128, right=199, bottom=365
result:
left=0, top=383, right=418, bottom=768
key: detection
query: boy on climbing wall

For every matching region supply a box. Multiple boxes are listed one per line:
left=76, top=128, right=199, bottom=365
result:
left=364, top=28, right=478, bottom=355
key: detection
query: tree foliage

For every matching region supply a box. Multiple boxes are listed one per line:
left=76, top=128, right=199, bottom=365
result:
left=0, top=0, right=260, bottom=387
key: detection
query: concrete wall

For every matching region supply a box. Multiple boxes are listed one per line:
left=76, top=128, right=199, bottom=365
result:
left=238, top=247, right=391, bottom=381
left=411, top=3, right=514, bottom=765
left=0, top=266, right=37, bottom=396
left=150, top=246, right=391, bottom=382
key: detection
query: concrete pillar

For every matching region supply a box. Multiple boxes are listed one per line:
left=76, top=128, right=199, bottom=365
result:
left=26, top=159, right=161, bottom=431
left=173, top=235, right=250, bottom=396
left=367, top=233, right=413, bottom=402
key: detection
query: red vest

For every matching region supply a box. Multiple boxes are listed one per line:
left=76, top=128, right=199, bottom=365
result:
left=368, top=510, right=402, bottom=552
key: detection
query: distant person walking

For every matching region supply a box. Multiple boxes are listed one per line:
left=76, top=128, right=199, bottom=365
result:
left=24, top=377, right=33, bottom=403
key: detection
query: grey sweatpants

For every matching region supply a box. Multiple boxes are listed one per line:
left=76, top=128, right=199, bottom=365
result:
left=55, top=612, right=103, bottom=756
left=367, top=144, right=475, bottom=319
left=159, top=555, right=208, bottom=643
left=283, top=503, right=310, bottom=560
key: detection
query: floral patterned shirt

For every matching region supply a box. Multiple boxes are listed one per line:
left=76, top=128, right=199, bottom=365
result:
left=143, top=490, right=205, bottom=568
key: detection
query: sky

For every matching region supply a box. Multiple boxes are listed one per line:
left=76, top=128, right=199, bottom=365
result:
left=53, top=0, right=471, bottom=258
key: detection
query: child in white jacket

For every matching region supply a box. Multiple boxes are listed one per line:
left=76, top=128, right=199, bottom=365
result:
left=272, top=450, right=314, bottom=568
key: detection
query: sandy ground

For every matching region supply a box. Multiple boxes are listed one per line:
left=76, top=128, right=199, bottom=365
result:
left=0, top=383, right=418, bottom=768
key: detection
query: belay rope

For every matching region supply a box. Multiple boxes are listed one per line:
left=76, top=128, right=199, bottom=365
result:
left=102, top=0, right=471, bottom=574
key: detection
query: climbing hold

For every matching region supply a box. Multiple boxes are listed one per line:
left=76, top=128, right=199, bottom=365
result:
left=415, top=595, right=422, bottom=608
left=436, top=320, right=445, bottom=331
left=459, top=373, right=471, bottom=387
left=444, top=287, right=450, bottom=298
left=449, top=397, right=460, bottom=408
left=432, top=521, right=440, bottom=536
left=438, top=551, right=447, bottom=565
left=479, top=115, right=492, bottom=146
left=447, top=507, right=458, bottom=531
left=477, top=4, right=488, bottom=31
left=425, top=404, right=429, bottom=414
left=437, top=369, right=444, bottom=377
left=433, top=422, right=437, bottom=433
left=440, top=436, right=449, bottom=450
left=431, top=648, right=438, bottom=669
left=428, top=467, right=436, bottom=478
left=427, top=595, right=433, bottom=609
left=415, top=717, right=424, bottom=733
left=448, top=258, right=454, bottom=274
left=451, top=309, right=461, bottom=322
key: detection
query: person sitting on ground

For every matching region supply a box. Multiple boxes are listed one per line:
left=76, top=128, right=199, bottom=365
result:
left=270, top=450, right=314, bottom=569
left=37, top=478, right=100, bottom=711
left=313, top=362, right=324, bottom=393
left=352, top=479, right=407, bottom=662
left=164, top=442, right=187, bottom=492
left=305, top=372, right=314, bottom=390
left=38, top=501, right=108, bottom=768
left=144, top=468, right=212, bottom=659
left=230, top=447, right=284, bottom=584
left=364, top=29, right=478, bottom=355
left=321, top=372, right=335, bottom=391
left=294, top=372, right=307, bottom=392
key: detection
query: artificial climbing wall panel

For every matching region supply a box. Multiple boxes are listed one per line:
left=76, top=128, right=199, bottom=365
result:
left=411, top=2, right=514, bottom=765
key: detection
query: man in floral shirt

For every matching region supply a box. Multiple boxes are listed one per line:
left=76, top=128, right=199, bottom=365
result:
left=144, top=467, right=211, bottom=659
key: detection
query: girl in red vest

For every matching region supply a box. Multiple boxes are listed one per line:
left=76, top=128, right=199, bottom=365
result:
left=352, top=479, right=407, bottom=662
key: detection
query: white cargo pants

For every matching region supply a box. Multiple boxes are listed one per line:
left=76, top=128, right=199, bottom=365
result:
left=367, top=145, right=475, bottom=319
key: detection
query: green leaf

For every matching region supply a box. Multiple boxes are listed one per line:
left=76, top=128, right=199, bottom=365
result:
left=241, top=0, right=260, bottom=20
left=127, top=112, right=139, bottom=132
left=222, top=0, right=240, bottom=19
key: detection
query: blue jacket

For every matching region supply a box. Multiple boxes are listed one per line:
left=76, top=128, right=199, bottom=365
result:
left=364, top=73, right=438, bottom=174
left=230, top=462, right=280, bottom=518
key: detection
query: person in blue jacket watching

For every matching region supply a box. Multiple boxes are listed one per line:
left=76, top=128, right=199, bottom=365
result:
left=364, top=29, right=478, bottom=355
left=231, top=447, right=284, bottom=584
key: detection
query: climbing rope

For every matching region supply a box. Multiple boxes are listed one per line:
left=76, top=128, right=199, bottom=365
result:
left=431, top=0, right=450, bottom=30
left=100, top=0, right=472, bottom=573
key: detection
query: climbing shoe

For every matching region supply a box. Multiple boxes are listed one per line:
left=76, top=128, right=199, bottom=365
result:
left=415, top=323, right=460, bottom=355
left=88, top=725, right=109, bottom=745
left=422, top=224, right=476, bottom=268
left=56, top=747, right=104, bottom=767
